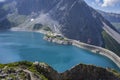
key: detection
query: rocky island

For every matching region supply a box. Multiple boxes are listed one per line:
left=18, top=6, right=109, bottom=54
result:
left=0, top=61, right=120, bottom=80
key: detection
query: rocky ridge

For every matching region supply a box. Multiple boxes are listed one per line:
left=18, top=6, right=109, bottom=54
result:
left=0, top=61, right=120, bottom=80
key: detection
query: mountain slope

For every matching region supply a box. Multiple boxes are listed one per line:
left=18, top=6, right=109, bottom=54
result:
left=0, top=0, right=120, bottom=55
left=98, top=10, right=120, bottom=23
left=112, top=23, right=120, bottom=32
left=16, top=0, right=60, bottom=15
left=49, top=0, right=120, bottom=47
left=0, top=2, right=11, bottom=30
left=98, top=10, right=120, bottom=32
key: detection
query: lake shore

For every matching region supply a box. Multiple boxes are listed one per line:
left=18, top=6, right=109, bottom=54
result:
left=72, top=40, right=120, bottom=69
left=10, top=28, right=120, bottom=69
left=38, top=30, right=120, bottom=69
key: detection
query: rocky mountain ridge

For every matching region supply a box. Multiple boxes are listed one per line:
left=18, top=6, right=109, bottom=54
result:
left=98, top=10, right=120, bottom=33
left=0, top=61, right=120, bottom=80
left=98, top=10, right=120, bottom=23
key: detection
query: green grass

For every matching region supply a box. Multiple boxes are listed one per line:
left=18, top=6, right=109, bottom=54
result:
left=102, top=31, right=120, bottom=56
left=112, top=22, right=120, bottom=32
left=109, top=69, right=120, bottom=78
left=0, top=61, right=48, bottom=80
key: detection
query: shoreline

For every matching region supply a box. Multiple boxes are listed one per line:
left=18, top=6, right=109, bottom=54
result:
left=10, top=28, right=120, bottom=69
left=72, top=40, right=120, bottom=68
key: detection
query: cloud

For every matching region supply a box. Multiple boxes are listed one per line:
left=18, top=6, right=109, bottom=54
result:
left=101, top=0, right=120, bottom=7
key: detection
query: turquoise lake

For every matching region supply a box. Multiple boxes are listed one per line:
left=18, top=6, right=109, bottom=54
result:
left=0, top=31, right=120, bottom=72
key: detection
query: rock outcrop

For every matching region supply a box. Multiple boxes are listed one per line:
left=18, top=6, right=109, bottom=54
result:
left=36, top=63, right=120, bottom=80
left=61, top=64, right=120, bottom=80
left=1, top=61, right=120, bottom=80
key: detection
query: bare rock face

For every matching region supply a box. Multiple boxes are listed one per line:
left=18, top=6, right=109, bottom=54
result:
left=15, top=0, right=60, bottom=15
left=61, top=64, right=120, bottom=80
left=49, top=0, right=118, bottom=46
left=34, top=63, right=60, bottom=80
left=34, top=63, right=120, bottom=80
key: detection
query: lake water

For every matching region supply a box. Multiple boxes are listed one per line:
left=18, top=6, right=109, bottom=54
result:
left=0, top=31, right=119, bottom=72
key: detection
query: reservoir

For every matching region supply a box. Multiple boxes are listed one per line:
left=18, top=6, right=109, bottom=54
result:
left=0, top=31, right=119, bottom=72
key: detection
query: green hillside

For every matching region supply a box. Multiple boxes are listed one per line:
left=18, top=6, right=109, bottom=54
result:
left=102, top=31, right=120, bottom=56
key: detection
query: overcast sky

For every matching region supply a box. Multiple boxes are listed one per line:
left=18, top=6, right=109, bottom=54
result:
left=85, top=0, right=120, bottom=13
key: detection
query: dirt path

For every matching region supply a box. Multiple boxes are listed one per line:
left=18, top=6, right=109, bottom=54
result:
left=23, top=70, right=38, bottom=80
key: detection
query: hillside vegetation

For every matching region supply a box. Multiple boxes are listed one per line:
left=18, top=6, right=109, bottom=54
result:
left=102, top=31, right=120, bottom=56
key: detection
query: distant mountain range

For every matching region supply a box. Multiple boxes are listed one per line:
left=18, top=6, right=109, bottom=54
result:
left=0, top=0, right=120, bottom=56
left=98, top=10, right=120, bottom=23
left=98, top=10, right=120, bottom=32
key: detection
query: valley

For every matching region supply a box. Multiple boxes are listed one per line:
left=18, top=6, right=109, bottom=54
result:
left=0, top=0, right=120, bottom=79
